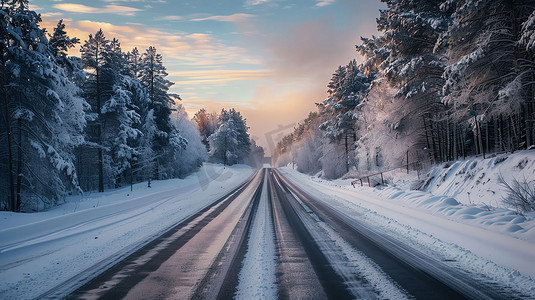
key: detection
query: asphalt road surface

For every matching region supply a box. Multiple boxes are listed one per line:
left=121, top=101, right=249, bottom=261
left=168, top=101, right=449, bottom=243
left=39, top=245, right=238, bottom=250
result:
left=54, top=167, right=519, bottom=299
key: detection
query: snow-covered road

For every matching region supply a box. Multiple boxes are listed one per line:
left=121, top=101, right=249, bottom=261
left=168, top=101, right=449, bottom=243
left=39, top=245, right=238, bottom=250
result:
left=0, top=164, right=255, bottom=299
left=2, top=165, right=534, bottom=299
left=277, top=167, right=535, bottom=298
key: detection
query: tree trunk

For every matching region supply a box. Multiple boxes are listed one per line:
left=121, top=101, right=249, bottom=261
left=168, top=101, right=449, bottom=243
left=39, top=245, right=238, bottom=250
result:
left=453, top=121, right=458, bottom=160
left=96, top=66, right=104, bottom=193
left=435, top=116, right=443, bottom=162
left=494, top=118, right=499, bottom=152
left=422, top=115, right=433, bottom=163
left=525, top=103, right=531, bottom=149
left=446, top=119, right=451, bottom=161
left=510, top=115, right=518, bottom=152
left=459, top=127, right=466, bottom=159
left=476, top=117, right=485, bottom=158
left=1, top=51, right=15, bottom=211
left=430, top=118, right=439, bottom=162
left=15, top=117, right=22, bottom=211
left=485, top=120, right=489, bottom=154
left=344, top=133, right=349, bottom=173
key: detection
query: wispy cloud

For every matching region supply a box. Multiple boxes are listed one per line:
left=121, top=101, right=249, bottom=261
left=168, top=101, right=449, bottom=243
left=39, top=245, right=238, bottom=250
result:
left=39, top=18, right=261, bottom=67
left=100, top=0, right=166, bottom=2
left=170, top=69, right=269, bottom=85
left=41, top=12, right=64, bottom=18
left=29, top=4, right=43, bottom=11
left=53, top=3, right=142, bottom=16
left=316, top=0, right=335, bottom=7
left=245, top=0, right=272, bottom=6
left=191, top=13, right=255, bottom=23
left=158, top=15, right=183, bottom=21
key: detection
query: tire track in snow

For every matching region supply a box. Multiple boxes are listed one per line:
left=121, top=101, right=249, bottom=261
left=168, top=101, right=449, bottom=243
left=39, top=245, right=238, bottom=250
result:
left=270, top=170, right=356, bottom=299
left=234, top=168, right=277, bottom=299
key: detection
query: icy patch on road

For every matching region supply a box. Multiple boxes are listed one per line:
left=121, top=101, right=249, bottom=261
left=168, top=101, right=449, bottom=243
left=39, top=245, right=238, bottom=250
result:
left=235, top=171, right=278, bottom=299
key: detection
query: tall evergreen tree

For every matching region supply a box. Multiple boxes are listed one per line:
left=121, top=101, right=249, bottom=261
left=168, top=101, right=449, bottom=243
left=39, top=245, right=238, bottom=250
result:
left=377, top=0, right=451, bottom=162
left=139, top=46, right=185, bottom=179
left=440, top=0, right=535, bottom=155
left=209, top=108, right=251, bottom=165
left=193, top=108, right=219, bottom=151
left=80, top=29, right=111, bottom=192
left=126, top=47, right=141, bottom=78
left=318, top=60, right=373, bottom=173
left=48, top=19, right=79, bottom=58
left=0, top=1, right=87, bottom=210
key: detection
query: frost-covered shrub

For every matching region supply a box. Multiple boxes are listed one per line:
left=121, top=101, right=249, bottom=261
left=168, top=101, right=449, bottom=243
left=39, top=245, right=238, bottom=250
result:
left=494, top=156, right=508, bottom=165
left=171, top=105, right=207, bottom=177
left=499, top=175, right=535, bottom=213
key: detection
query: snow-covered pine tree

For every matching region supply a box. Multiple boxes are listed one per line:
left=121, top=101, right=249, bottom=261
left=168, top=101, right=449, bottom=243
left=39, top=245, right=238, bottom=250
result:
left=356, top=35, right=390, bottom=78
left=171, top=104, right=206, bottom=177
left=48, top=19, right=89, bottom=202
left=519, top=7, right=535, bottom=149
left=80, top=29, right=112, bottom=192
left=440, top=0, right=535, bottom=155
left=317, top=60, right=373, bottom=174
left=209, top=108, right=251, bottom=165
left=139, top=46, right=185, bottom=179
left=126, top=47, right=141, bottom=79
left=48, top=19, right=79, bottom=58
left=193, top=108, right=219, bottom=151
left=100, top=39, right=143, bottom=187
left=271, top=112, right=323, bottom=175
left=82, top=33, right=151, bottom=189
left=248, top=138, right=265, bottom=168
left=0, top=1, right=87, bottom=211
left=122, top=48, right=154, bottom=183
left=376, top=0, right=451, bottom=163
left=48, top=19, right=85, bottom=88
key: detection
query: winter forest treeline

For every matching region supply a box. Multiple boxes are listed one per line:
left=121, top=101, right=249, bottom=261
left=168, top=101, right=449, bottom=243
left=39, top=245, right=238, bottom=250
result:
left=0, top=1, right=262, bottom=212
left=273, top=0, right=535, bottom=179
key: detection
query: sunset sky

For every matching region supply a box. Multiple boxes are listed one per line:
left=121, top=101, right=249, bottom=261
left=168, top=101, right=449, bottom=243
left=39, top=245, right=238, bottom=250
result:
left=32, top=0, right=384, bottom=154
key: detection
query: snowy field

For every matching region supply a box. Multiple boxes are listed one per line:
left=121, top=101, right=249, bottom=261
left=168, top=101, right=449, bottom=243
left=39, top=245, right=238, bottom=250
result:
left=278, top=151, right=535, bottom=296
left=0, top=164, right=254, bottom=299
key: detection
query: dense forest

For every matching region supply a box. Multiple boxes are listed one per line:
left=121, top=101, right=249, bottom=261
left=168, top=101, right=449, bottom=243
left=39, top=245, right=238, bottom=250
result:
left=0, top=1, right=261, bottom=212
left=273, top=0, right=535, bottom=179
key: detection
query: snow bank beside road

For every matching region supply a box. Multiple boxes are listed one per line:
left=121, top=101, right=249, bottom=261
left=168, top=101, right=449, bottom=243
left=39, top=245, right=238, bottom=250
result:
left=0, top=163, right=254, bottom=299
left=348, top=150, right=535, bottom=242
left=424, top=150, right=535, bottom=209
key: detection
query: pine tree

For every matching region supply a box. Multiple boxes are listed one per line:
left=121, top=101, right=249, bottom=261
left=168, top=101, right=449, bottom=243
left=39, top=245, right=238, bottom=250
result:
left=209, top=109, right=251, bottom=165
left=171, top=104, right=206, bottom=177
left=318, top=60, right=372, bottom=173
left=440, top=0, right=535, bottom=155
left=378, top=0, right=451, bottom=162
left=193, top=108, right=219, bottom=151
left=82, top=33, right=156, bottom=189
left=80, top=29, right=111, bottom=192
left=0, top=1, right=87, bottom=210
left=104, top=77, right=143, bottom=186
left=48, top=19, right=79, bottom=58
left=126, top=47, right=141, bottom=78
left=139, top=46, right=183, bottom=179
